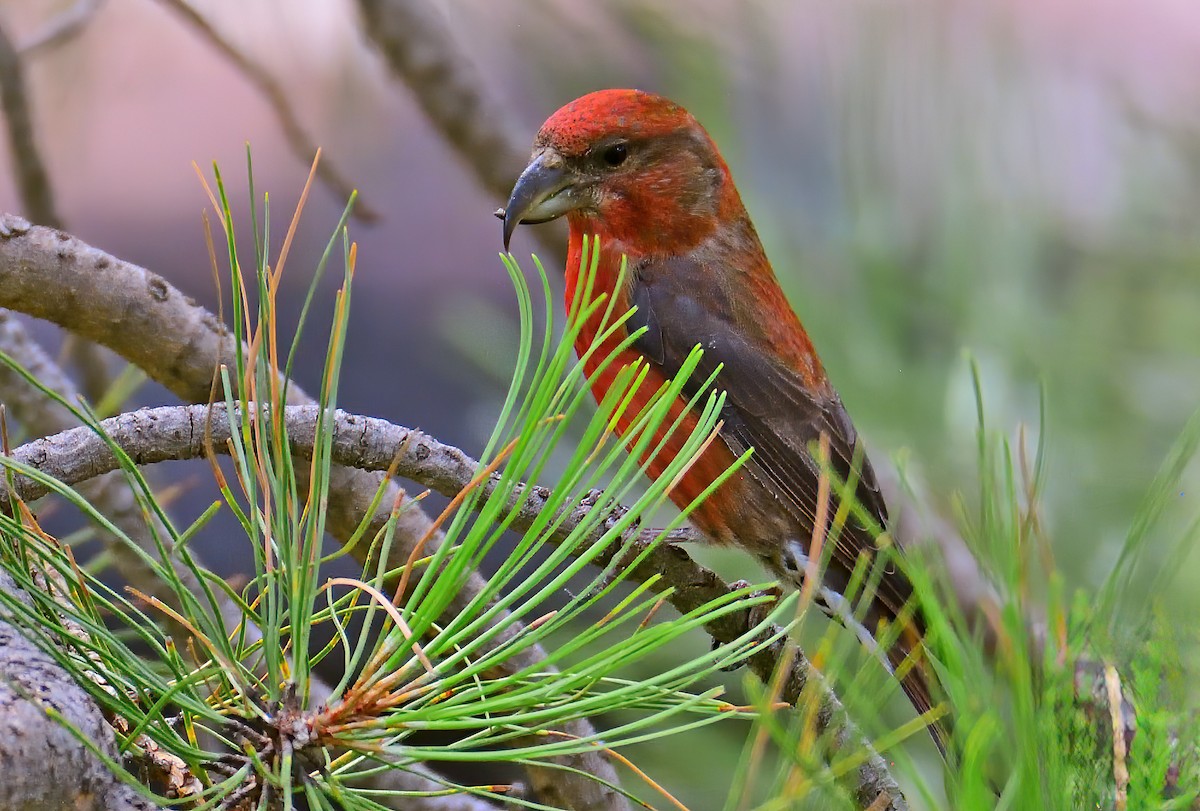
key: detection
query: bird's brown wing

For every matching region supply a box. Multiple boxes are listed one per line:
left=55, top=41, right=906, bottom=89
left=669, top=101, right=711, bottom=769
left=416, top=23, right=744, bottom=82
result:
left=625, top=255, right=945, bottom=754
left=626, top=255, right=906, bottom=618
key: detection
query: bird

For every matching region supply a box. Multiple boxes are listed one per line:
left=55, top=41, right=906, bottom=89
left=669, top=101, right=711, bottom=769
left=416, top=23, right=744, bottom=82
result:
left=499, top=88, right=945, bottom=754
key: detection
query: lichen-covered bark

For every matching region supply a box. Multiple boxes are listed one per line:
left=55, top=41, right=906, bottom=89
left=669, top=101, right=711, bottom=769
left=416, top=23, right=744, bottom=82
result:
left=0, top=571, right=159, bottom=811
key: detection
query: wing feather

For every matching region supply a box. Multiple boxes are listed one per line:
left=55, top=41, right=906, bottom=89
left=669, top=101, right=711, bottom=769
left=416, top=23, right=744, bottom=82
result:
left=626, top=256, right=906, bottom=617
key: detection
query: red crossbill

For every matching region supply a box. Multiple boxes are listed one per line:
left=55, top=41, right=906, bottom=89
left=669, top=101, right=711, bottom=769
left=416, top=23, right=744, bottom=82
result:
left=502, top=89, right=944, bottom=753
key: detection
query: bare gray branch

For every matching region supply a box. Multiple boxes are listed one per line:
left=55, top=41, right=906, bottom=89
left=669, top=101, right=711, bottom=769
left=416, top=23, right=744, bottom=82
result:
left=0, top=571, right=161, bottom=811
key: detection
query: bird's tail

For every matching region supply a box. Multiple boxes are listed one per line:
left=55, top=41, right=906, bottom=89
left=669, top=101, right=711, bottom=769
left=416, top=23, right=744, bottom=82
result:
left=819, top=588, right=950, bottom=757
left=789, top=553, right=951, bottom=759
left=884, top=616, right=950, bottom=759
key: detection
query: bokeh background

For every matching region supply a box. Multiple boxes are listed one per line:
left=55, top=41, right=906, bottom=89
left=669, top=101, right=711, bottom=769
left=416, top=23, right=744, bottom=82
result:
left=2, top=0, right=1199, bottom=806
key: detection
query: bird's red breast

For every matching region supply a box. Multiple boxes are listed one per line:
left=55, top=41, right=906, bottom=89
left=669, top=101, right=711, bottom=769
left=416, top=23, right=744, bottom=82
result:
left=563, top=228, right=747, bottom=541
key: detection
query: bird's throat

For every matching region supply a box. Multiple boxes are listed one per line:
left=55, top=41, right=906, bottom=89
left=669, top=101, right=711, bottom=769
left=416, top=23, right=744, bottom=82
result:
left=561, top=227, right=744, bottom=543
left=563, top=221, right=639, bottom=332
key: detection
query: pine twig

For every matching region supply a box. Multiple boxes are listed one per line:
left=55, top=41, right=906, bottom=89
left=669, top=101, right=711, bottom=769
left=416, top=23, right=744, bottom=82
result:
left=0, top=213, right=625, bottom=811
left=0, top=402, right=912, bottom=811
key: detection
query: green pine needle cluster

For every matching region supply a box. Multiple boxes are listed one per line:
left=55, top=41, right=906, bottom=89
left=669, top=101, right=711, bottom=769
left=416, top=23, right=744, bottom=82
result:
left=0, top=158, right=795, bottom=810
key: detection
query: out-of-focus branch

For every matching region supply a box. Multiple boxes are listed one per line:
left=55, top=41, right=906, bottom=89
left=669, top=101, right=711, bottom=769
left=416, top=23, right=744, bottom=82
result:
left=0, top=402, right=913, bottom=811
left=0, top=18, right=62, bottom=228
left=353, top=0, right=564, bottom=263
left=0, top=311, right=77, bottom=427
left=58, top=333, right=112, bottom=403
left=19, top=0, right=105, bottom=57
left=345, top=771, right=509, bottom=811
left=0, top=8, right=113, bottom=401
left=151, top=0, right=377, bottom=222
left=354, top=0, right=526, bottom=203
left=0, top=214, right=624, bottom=811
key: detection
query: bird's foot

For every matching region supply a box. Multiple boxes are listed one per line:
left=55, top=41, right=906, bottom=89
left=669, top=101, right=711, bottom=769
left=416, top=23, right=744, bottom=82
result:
left=713, top=580, right=784, bottom=672
left=569, top=489, right=642, bottom=598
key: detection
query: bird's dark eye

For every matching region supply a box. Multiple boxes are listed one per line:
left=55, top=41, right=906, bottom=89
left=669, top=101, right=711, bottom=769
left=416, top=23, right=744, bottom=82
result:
left=601, top=142, right=629, bottom=167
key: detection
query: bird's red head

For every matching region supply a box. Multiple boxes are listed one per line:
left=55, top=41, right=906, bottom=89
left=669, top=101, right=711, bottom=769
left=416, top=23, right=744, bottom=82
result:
left=502, top=89, right=743, bottom=255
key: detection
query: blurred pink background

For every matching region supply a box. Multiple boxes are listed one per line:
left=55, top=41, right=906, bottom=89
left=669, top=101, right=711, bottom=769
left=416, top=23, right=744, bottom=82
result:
left=4, top=1, right=1200, bottom=804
